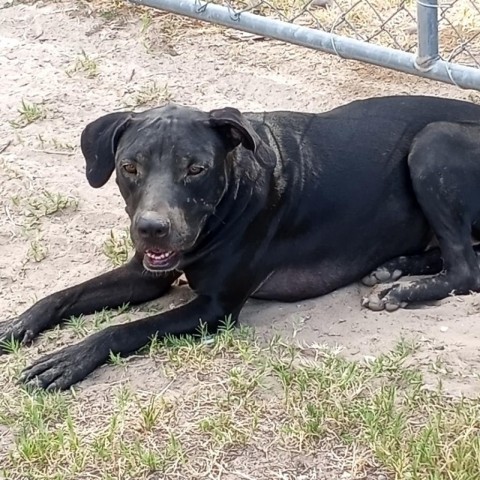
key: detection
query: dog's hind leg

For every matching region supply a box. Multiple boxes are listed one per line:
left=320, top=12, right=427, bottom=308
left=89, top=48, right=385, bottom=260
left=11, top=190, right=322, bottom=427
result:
left=362, top=243, right=480, bottom=286
left=361, top=248, right=444, bottom=286
left=363, top=122, right=480, bottom=311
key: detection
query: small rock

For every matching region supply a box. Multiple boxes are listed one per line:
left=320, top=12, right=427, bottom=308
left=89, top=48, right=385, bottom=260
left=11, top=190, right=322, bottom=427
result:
left=440, top=326, right=449, bottom=332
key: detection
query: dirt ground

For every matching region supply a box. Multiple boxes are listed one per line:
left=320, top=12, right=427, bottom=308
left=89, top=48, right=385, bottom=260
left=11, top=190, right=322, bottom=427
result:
left=1, top=0, right=480, bottom=477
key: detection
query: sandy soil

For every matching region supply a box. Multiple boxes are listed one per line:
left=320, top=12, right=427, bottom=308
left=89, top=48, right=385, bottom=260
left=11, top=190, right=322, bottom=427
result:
left=1, top=0, right=480, bottom=420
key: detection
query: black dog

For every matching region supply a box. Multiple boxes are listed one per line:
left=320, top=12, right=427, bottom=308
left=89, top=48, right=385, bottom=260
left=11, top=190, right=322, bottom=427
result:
left=3, top=95, right=480, bottom=390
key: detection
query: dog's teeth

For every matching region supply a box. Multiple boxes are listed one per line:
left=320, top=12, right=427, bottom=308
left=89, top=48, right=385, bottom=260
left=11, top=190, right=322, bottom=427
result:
left=147, top=251, right=173, bottom=261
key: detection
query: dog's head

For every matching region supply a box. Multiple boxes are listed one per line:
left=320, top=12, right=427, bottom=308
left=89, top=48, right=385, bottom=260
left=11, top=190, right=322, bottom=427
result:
left=80, top=104, right=275, bottom=272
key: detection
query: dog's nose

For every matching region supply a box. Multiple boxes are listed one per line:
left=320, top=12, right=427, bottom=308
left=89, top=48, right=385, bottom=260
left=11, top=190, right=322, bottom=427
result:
left=136, top=212, right=170, bottom=239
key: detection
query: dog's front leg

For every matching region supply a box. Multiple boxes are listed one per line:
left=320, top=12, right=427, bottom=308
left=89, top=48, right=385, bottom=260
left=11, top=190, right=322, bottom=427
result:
left=0, top=254, right=179, bottom=352
left=20, top=295, right=232, bottom=390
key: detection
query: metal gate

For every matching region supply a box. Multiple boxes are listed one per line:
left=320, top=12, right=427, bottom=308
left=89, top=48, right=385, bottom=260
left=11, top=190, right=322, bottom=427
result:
left=130, top=0, right=480, bottom=91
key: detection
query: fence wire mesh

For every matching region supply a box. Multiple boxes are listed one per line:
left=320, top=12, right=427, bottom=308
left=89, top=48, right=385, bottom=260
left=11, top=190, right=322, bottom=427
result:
left=207, top=1, right=480, bottom=68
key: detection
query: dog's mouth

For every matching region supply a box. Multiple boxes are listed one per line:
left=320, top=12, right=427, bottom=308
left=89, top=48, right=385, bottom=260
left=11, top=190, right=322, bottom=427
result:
left=143, top=249, right=180, bottom=271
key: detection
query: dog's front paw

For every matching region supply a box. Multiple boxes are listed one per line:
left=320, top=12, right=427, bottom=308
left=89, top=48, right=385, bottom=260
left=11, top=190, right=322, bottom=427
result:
left=20, top=335, right=110, bottom=391
left=0, top=316, right=37, bottom=354
left=362, top=284, right=407, bottom=312
left=361, top=267, right=403, bottom=287
left=0, top=301, right=61, bottom=354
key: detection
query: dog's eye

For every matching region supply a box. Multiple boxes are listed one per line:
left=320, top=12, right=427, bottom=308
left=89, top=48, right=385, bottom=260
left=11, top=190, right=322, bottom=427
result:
left=187, top=165, right=206, bottom=176
left=123, top=163, right=137, bottom=175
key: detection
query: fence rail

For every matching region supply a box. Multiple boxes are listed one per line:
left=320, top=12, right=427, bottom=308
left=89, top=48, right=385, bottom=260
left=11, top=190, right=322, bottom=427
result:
left=130, top=0, right=480, bottom=91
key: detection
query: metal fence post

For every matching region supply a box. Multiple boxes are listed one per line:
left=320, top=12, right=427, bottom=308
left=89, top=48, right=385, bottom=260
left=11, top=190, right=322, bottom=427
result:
left=416, top=0, right=440, bottom=70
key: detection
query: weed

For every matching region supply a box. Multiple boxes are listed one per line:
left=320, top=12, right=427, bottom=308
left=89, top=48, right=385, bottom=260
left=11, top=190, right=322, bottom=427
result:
left=66, top=50, right=99, bottom=78
left=103, top=229, right=134, bottom=266
left=0, top=336, right=22, bottom=356
left=140, top=11, right=153, bottom=33
left=37, top=134, right=76, bottom=153
left=27, top=239, right=48, bottom=263
left=137, top=395, right=167, bottom=432
left=108, top=351, right=127, bottom=366
left=10, top=100, right=46, bottom=128
left=26, top=191, right=78, bottom=220
left=123, top=81, right=172, bottom=108
left=65, top=315, right=88, bottom=338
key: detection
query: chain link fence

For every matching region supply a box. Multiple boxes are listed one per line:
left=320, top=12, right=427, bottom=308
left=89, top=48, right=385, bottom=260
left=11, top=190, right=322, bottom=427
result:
left=131, top=0, right=480, bottom=90
left=218, top=1, right=480, bottom=67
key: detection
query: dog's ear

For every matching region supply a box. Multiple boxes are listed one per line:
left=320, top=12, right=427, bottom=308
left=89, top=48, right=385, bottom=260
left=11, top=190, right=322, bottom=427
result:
left=209, top=107, right=258, bottom=152
left=80, top=112, right=132, bottom=188
left=208, top=107, right=276, bottom=169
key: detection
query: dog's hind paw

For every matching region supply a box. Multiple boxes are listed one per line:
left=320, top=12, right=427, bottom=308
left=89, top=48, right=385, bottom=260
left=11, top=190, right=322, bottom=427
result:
left=362, top=284, right=407, bottom=312
left=361, top=267, right=403, bottom=287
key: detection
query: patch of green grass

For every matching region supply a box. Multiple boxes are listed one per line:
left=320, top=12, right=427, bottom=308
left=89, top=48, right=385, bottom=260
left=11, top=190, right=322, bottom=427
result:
left=108, top=351, right=127, bottom=367
left=137, top=395, right=169, bottom=432
left=199, top=410, right=257, bottom=447
left=0, top=336, right=22, bottom=356
left=22, top=190, right=78, bottom=230
left=64, top=315, right=88, bottom=338
left=269, top=343, right=480, bottom=479
left=102, top=229, right=134, bottom=266
left=0, top=325, right=479, bottom=479
left=64, top=305, right=131, bottom=340
left=26, top=190, right=78, bottom=220
left=93, top=309, right=118, bottom=330
left=66, top=50, right=99, bottom=79
left=10, top=100, right=46, bottom=128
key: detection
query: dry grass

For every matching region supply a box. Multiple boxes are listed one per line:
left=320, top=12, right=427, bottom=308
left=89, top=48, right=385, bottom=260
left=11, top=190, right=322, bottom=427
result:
left=122, top=81, right=173, bottom=109
left=1, top=324, right=479, bottom=479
